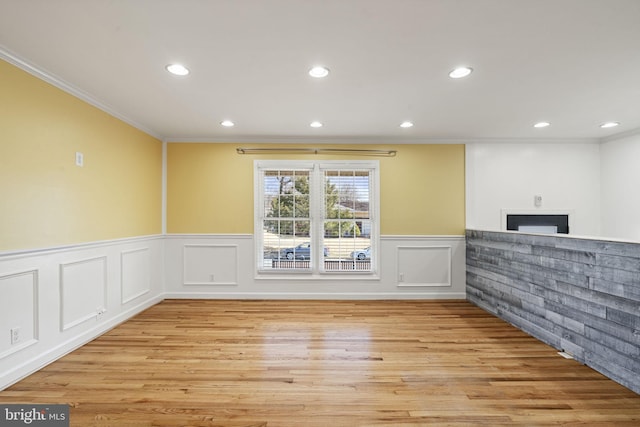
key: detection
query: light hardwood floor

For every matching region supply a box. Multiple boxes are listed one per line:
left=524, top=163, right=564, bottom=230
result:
left=2, top=300, right=639, bottom=426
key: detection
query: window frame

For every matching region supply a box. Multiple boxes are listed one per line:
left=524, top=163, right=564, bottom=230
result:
left=254, top=159, right=380, bottom=278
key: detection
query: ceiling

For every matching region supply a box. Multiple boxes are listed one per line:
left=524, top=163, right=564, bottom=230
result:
left=1, top=0, right=639, bottom=143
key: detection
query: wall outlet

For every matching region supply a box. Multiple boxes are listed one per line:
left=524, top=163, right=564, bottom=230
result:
left=10, top=327, right=20, bottom=345
left=75, top=151, right=84, bottom=167
left=399, top=273, right=404, bottom=282
left=210, top=274, right=215, bottom=282
left=96, top=307, right=106, bottom=320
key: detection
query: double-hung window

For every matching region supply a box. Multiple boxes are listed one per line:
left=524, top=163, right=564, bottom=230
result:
left=255, top=160, right=379, bottom=275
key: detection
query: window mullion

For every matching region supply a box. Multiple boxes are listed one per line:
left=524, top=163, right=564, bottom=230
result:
left=310, top=164, right=323, bottom=273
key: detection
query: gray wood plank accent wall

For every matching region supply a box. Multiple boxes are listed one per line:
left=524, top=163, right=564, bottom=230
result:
left=466, top=229, right=640, bottom=394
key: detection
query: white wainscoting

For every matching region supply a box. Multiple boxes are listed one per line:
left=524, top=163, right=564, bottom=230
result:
left=164, top=234, right=465, bottom=299
left=396, top=245, right=452, bottom=287
left=0, top=270, right=38, bottom=359
left=1, top=233, right=465, bottom=390
left=60, top=256, right=107, bottom=331
left=183, top=244, right=239, bottom=286
left=0, top=236, right=164, bottom=391
left=121, top=248, right=151, bottom=304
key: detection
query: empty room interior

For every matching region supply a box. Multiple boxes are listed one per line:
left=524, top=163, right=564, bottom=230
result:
left=1, top=1, right=639, bottom=425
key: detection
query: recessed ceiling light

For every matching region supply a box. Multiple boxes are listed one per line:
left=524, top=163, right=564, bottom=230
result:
left=449, top=67, right=473, bottom=79
left=166, top=63, right=189, bottom=76
left=533, top=122, right=550, bottom=128
left=220, top=120, right=235, bottom=127
left=600, top=121, right=619, bottom=128
left=400, top=121, right=414, bottom=128
left=310, top=121, right=323, bottom=128
left=309, top=66, right=330, bottom=78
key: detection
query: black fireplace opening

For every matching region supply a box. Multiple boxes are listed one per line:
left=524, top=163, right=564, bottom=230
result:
left=506, top=214, right=569, bottom=234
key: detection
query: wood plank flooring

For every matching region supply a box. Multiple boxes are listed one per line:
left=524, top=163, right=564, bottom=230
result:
left=1, top=300, right=639, bottom=426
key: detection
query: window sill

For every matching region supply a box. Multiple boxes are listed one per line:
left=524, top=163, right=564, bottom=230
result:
left=255, top=271, right=380, bottom=281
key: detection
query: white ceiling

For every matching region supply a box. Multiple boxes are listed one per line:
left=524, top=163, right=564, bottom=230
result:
left=1, top=0, right=639, bottom=143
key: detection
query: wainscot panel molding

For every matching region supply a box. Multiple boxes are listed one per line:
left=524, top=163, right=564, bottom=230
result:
left=0, top=235, right=164, bottom=391
left=183, top=244, right=239, bottom=286
left=60, top=256, right=107, bottom=331
left=121, top=248, right=151, bottom=304
left=0, top=269, right=38, bottom=359
left=164, top=234, right=466, bottom=299
left=397, top=246, right=452, bottom=287
left=466, top=229, right=640, bottom=394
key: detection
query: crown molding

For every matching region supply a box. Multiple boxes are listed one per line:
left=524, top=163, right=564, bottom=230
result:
left=164, top=135, right=600, bottom=145
left=600, top=126, right=640, bottom=143
left=163, top=135, right=452, bottom=144
left=0, top=45, right=163, bottom=141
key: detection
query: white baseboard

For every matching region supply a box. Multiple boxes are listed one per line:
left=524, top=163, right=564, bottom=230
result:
left=163, top=291, right=467, bottom=300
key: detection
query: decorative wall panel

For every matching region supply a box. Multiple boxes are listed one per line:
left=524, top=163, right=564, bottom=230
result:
left=121, top=248, right=150, bottom=304
left=59, top=257, right=107, bottom=331
left=0, top=270, right=38, bottom=358
left=397, top=246, right=451, bottom=287
left=183, top=244, right=238, bottom=286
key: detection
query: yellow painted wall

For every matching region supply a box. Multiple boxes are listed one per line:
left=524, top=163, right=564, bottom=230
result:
left=0, top=59, right=162, bottom=251
left=0, top=56, right=463, bottom=249
left=381, top=144, right=465, bottom=235
left=167, top=143, right=465, bottom=235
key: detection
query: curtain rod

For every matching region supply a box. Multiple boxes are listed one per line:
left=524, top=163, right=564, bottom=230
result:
left=236, top=147, right=397, bottom=157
